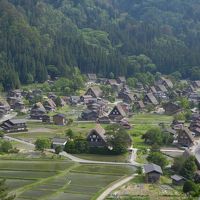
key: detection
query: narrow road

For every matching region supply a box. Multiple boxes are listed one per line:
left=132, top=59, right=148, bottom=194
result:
left=4, top=135, right=35, bottom=147
left=130, top=148, right=137, bottom=164
left=96, top=174, right=136, bottom=200
left=4, top=135, right=141, bottom=167
left=59, top=151, right=141, bottom=166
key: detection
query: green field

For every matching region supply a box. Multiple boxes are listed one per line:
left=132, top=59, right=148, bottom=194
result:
left=129, top=114, right=173, bottom=149
left=0, top=159, right=135, bottom=200
left=73, top=153, right=130, bottom=163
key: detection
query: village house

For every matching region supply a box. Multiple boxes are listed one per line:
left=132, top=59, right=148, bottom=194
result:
left=177, top=127, right=194, bottom=147
left=69, top=96, right=80, bottom=105
left=135, top=100, right=145, bottom=110
left=189, top=121, right=200, bottom=136
left=0, top=119, right=27, bottom=133
left=120, top=118, right=131, bottom=129
left=81, top=109, right=99, bottom=121
left=0, top=101, right=10, bottom=114
left=53, top=114, right=66, bottom=125
left=108, top=104, right=126, bottom=122
left=52, top=137, right=67, bottom=150
left=118, top=92, right=134, bottom=104
left=97, top=115, right=111, bottom=124
left=171, top=120, right=185, bottom=130
left=87, top=124, right=107, bottom=148
left=163, top=102, right=182, bottom=115
left=30, top=102, right=46, bottom=120
left=192, top=80, right=200, bottom=88
left=80, top=95, right=96, bottom=104
left=133, top=93, right=141, bottom=101
left=87, top=73, right=97, bottom=82
left=144, top=163, right=163, bottom=183
left=13, top=101, right=25, bottom=112
left=156, top=84, right=168, bottom=93
left=42, top=115, right=51, bottom=123
left=7, top=97, right=19, bottom=107
left=144, top=93, right=159, bottom=105
left=8, top=89, right=22, bottom=99
left=43, top=99, right=56, bottom=112
left=160, top=77, right=173, bottom=89
left=106, top=79, right=118, bottom=86
left=149, top=86, right=157, bottom=94
left=171, top=175, right=185, bottom=186
left=85, top=86, right=103, bottom=98
left=117, top=76, right=126, bottom=84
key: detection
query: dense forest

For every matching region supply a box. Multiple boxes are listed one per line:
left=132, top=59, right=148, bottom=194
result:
left=1, top=0, right=200, bottom=90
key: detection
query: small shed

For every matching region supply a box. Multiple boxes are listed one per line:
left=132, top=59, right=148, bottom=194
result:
left=53, top=114, right=66, bottom=125
left=144, top=163, right=163, bottom=183
left=52, top=137, right=67, bottom=150
left=171, top=175, right=185, bottom=186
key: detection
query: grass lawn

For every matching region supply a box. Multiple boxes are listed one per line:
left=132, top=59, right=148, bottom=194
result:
left=72, top=152, right=130, bottom=163
left=11, top=120, right=96, bottom=143
left=128, top=113, right=173, bottom=150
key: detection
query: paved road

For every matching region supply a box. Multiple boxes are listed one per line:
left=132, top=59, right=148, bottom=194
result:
left=59, top=151, right=141, bottom=166
left=4, top=135, right=141, bottom=167
left=4, top=135, right=35, bottom=147
left=130, top=148, right=138, bottom=164
left=96, top=174, right=136, bottom=200
left=160, top=149, right=184, bottom=153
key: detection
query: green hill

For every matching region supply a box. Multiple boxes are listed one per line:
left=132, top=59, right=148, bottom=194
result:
left=1, top=0, right=200, bottom=90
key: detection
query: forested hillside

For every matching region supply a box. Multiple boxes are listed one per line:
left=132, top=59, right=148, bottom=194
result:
left=1, top=0, right=200, bottom=90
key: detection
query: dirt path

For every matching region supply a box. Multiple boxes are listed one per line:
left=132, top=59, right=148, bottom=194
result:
left=96, top=174, right=136, bottom=200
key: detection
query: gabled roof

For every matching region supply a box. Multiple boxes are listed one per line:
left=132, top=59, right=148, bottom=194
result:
left=52, top=137, right=67, bottom=145
left=150, top=86, right=157, bottom=93
left=53, top=113, right=65, bottom=118
left=178, top=127, right=194, bottom=143
left=107, top=79, right=118, bottom=85
left=44, top=99, right=56, bottom=108
left=9, top=119, right=26, bottom=124
left=117, top=76, right=126, bottom=82
left=88, top=124, right=106, bottom=142
left=171, top=175, right=185, bottom=181
left=146, top=93, right=159, bottom=105
left=87, top=73, right=97, bottom=80
left=161, top=77, right=173, bottom=88
left=137, top=101, right=145, bottom=109
left=157, top=84, right=168, bottom=93
left=110, top=104, right=126, bottom=117
left=88, top=86, right=103, bottom=97
left=144, top=163, right=163, bottom=174
left=194, top=81, right=200, bottom=87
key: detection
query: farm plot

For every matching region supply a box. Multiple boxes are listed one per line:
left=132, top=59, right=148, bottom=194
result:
left=0, top=160, right=74, bottom=171
left=71, top=164, right=136, bottom=175
left=17, top=164, right=136, bottom=200
left=0, top=159, right=76, bottom=200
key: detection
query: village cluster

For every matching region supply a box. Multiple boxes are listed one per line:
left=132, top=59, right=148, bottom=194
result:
left=1, top=74, right=200, bottom=196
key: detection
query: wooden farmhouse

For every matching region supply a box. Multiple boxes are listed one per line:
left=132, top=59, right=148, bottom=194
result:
left=108, top=104, right=126, bottom=121
left=144, top=163, right=163, bottom=183
left=85, top=86, right=103, bottom=98
left=177, top=127, right=194, bottom=147
left=163, top=102, right=182, bottom=115
left=87, top=125, right=107, bottom=148
left=0, top=119, right=27, bottom=133
left=53, top=114, right=66, bottom=125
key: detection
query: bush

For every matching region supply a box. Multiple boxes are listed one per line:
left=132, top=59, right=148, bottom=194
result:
left=35, top=138, right=51, bottom=151
left=1, top=141, right=13, bottom=153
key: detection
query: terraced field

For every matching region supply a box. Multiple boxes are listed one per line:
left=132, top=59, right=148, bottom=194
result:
left=0, top=160, right=135, bottom=200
